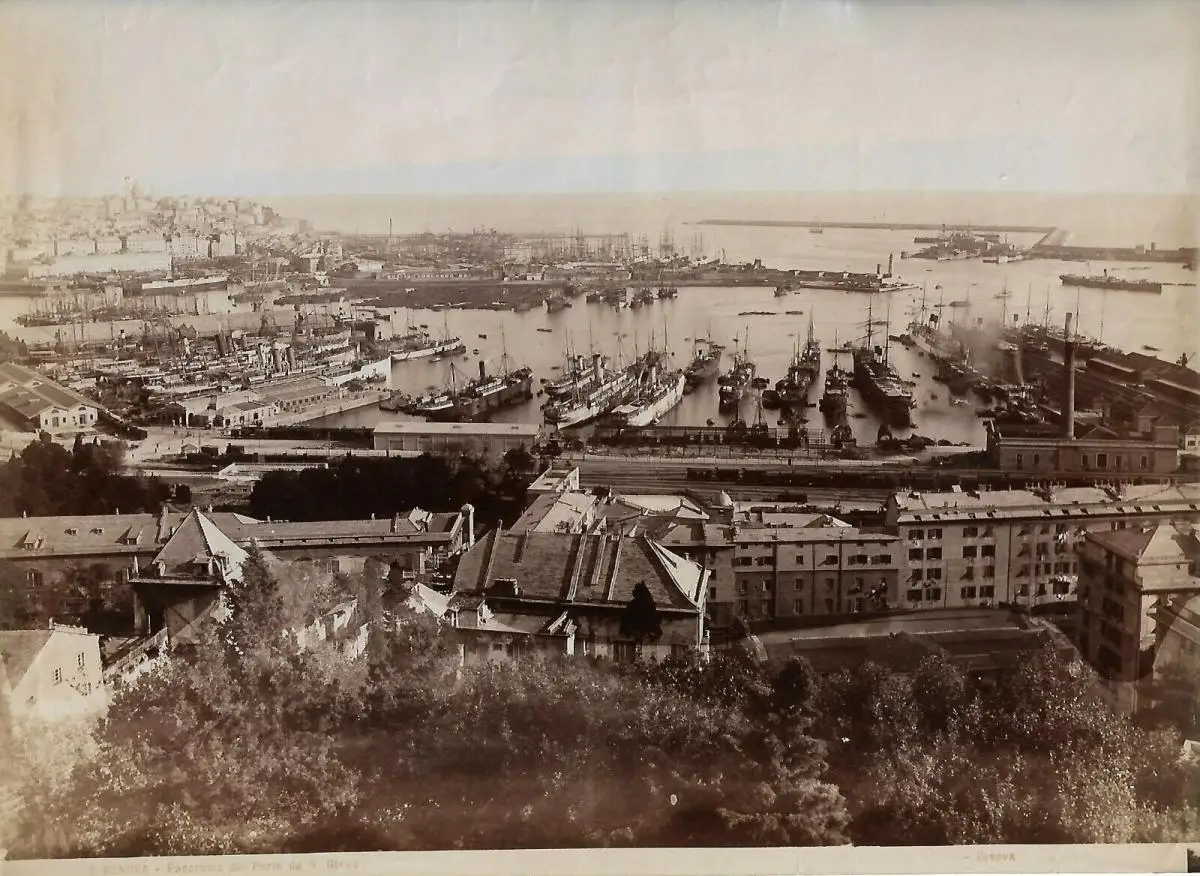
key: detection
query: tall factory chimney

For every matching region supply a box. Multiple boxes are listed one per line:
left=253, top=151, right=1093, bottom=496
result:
left=1062, top=312, right=1076, bottom=439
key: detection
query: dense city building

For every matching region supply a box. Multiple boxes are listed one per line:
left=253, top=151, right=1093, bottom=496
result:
left=1075, top=522, right=1200, bottom=712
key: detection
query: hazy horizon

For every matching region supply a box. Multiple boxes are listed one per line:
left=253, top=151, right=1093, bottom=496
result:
left=2, top=1, right=1196, bottom=200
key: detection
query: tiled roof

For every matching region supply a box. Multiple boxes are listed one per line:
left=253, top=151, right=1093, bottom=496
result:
left=453, top=530, right=702, bottom=612
left=152, top=509, right=249, bottom=577
left=0, top=630, right=51, bottom=686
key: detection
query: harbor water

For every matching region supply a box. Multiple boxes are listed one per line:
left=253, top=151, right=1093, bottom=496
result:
left=1, top=224, right=1193, bottom=447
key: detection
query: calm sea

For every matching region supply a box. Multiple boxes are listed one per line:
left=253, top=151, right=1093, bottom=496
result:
left=3, top=192, right=1196, bottom=445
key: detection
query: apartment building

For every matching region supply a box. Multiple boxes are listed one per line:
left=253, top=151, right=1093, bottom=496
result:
left=659, top=518, right=900, bottom=628
left=885, top=483, right=1200, bottom=612
left=1075, top=523, right=1200, bottom=712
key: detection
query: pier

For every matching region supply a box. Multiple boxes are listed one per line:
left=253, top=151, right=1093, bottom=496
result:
left=693, top=219, right=1058, bottom=234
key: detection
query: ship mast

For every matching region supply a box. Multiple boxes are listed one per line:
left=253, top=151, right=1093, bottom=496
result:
left=501, top=324, right=510, bottom=376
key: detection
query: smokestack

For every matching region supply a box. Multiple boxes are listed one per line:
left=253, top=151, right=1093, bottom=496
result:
left=461, top=504, right=475, bottom=549
left=888, top=253, right=894, bottom=275
left=1063, top=311, right=1076, bottom=439
left=592, top=353, right=603, bottom=381
left=479, top=360, right=486, bottom=382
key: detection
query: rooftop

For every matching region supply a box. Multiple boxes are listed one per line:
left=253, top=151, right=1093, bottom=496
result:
left=0, top=629, right=52, bottom=687
left=453, top=530, right=705, bottom=612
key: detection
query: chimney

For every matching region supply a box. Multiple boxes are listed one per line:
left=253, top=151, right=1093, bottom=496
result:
left=1063, top=312, right=1076, bottom=439
left=592, top=353, right=603, bottom=381
left=156, top=505, right=170, bottom=542
left=461, top=503, right=476, bottom=549
left=391, top=512, right=400, bottom=534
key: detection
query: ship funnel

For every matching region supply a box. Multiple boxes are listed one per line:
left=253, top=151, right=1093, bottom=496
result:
left=479, top=360, right=487, bottom=382
left=1063, top=311, right=1076, bottom=439
left=592, top=353, right=603, bottom=381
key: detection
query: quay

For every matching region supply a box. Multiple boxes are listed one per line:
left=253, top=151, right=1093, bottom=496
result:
left=693, top=219, right=1057, bottom=234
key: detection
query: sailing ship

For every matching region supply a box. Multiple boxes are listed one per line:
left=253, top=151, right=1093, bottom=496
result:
left=717, top=336, right=756, bottom=413
left=852, top=300, right=915, bottom=428
left=776, top=316, right=821, bottom=411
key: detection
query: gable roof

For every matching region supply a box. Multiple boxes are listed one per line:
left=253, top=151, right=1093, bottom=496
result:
left=452, top=530, right=704, bottom=612
left=0, top=630, right=52, bottom=686
left=151, top=508, right=249, bottom=578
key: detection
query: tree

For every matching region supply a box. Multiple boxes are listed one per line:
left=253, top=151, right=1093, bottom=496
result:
left=619, top=581, right=663, bottom=645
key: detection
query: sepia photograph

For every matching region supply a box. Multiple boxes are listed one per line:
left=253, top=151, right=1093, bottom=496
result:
left=0, top=0, right=1197, bottom=871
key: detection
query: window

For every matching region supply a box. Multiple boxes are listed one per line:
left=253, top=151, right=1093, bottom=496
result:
left=26, top=570, right=44, bottom=586
left=53, top=668, right=62, bottom=684
left=963, top=526, right=978, bottom=538
left=761, top=599, right=772, bottom=616
left=1055, top=523, right=1067, bottom=534
left=1032, top=453, right=1041, bottom=467
left=929, top=529, right=943, bottom=540
left=961, top=585, right=978, bottom=599
left=824, top=598, right=834, bottom=612
left=962, top=546, right=978, bottom=559
left=906, top=588, right=923, bottom=602
left=927, top=547, right=943, bottom=561
left=912, top=569, right=924, bottom=582
left=1140, top=455, right=1149, bottom=469
left=734, top=557, right=752, bottom=567
left=983, top=565, right=995, bottom=579
left=910, top=529, right=924, bottom=540
left=737, top=581, right=748, bottom=595
left=1082, top=454, right=1090, bottom=470
left=77, top=653, right=85, bottom=668
left=909, top=548, right=923, bottom=561
left=821, top=555, right=838, bottom=566
left=981, top=545, right=995, bottom=558
left=825, top=578, right=836, bottom=591
left=794, top=554, right=805, bottom=566
left=1097, top=452, right=1108, bottom=469
left=792, top=599, right=804, bottom=615
left=928, top=568, right=943, bottom=581
left=873, top=554, right=891, bottom=564
left=760, top=580, right=769, bottom=592
left=737, top=600, right=749, bottom=616
left=980, top=585, right=995, bottom=599
left=709, top=586, right=717, bottom=601
left=925, top=588, right=943, bottom=602
left=1015, top=453, right=1023, bottom=467
left=753, top=556, right=771, bottom=567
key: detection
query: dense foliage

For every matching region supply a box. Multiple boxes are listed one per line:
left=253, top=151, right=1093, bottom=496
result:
left=247, top=448, right=539, bottom=526
left=6, top=556, right=1200, bottom=856
left=0, top=436, right=171, bottom=518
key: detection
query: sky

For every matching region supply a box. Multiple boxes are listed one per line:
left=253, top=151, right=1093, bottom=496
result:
left=0, top=0, right=1196, bottom=198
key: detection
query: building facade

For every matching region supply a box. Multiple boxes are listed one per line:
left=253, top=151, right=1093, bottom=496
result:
left=885, top=483, right=1200, bottom=613
left=659, top=516, right=900, bottom=629
left=1075, top=524, right=1200, bottom=712
left=0, top=362, right=100, bottom=434
left=0, top=622, right=108, bottom=726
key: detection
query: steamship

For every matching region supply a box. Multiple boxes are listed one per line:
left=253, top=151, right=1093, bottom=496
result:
left=776, top=318, right=821, bottom=410
left=1059, top=270, right=1162, bottom=294
left=609, top=350, right=686, bottom=427
left=411, top=358, right=534, bottom=422
left=543, top=353, right=639, bottom=428
left=851, top=302, right=915, bottom=428
left=389, top=328, right=467, bottom=361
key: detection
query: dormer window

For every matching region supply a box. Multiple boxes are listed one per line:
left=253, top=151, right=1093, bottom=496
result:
left=66, top=528, right=78, bottom=535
